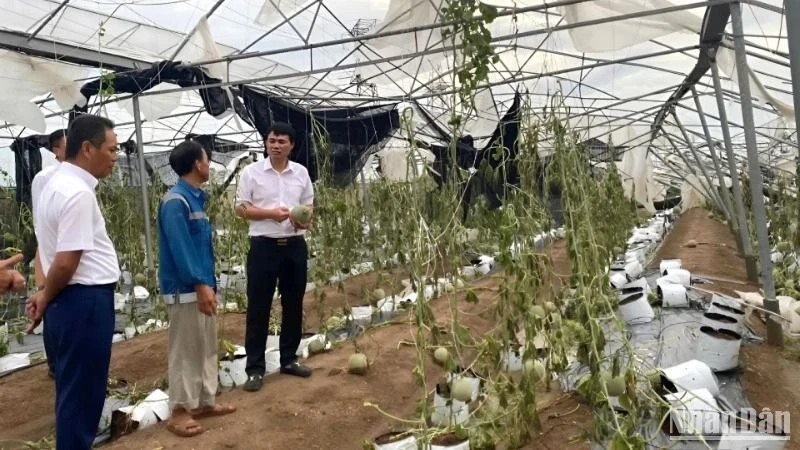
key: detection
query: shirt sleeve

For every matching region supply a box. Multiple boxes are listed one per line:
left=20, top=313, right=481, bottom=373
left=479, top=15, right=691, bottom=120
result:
left=56, top=191, right=96, bottom=252
left=234, top=168, right=252, bottom=207
left=159, top=198, right=207, bottom=287
left=300, top=172, right=314, bottom=205
left=31, top=175, right=42, bottom=211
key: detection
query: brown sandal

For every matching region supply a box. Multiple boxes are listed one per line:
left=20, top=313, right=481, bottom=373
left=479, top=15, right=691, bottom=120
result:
left=166, top=418, right=204, bottom=437
left=190, top=403, right=237, bottom=419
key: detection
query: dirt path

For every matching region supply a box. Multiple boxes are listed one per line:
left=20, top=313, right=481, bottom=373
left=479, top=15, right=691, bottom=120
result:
left=6, top=208, right=796, bottom=450
left=653, top=207, right=800, bottom=450
left=0, top=241, right=592, bottom=450
left=0, top=267, right=411, bottom=445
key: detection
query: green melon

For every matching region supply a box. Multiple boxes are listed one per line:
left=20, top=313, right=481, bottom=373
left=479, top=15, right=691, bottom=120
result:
left=290, top=205, right=312, bottom=224
left=308, top=339, right=325, bottom=354
left=134, top=273, right=146, bottom=284
left=348, top=353, right=369, bottom=375
left=602, top=371, right=626, bottom=397
left=451, top=378, right=474, bottom=402
left=433, top=347, right=450, bottom=365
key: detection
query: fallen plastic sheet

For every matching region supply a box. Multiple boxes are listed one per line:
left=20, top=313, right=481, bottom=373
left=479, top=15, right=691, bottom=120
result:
left=558, top=268, right=767, bottom=449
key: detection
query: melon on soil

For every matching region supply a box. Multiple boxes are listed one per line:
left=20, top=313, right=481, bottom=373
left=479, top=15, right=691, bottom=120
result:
left=348, top=353, right=369, bottom=375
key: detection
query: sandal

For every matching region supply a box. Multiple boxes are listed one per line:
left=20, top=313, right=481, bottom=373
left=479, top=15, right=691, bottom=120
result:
left=190, top=403, right=237, bottom=419
left=166, top=418, right=204, bottom=437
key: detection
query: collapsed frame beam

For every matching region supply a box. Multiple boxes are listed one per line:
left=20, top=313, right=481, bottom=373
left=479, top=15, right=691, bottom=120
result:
left=0, top=29, right=148, bottom=71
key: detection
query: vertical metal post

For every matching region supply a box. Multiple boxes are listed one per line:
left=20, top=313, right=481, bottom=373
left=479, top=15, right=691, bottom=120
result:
left=132, top=96, right=155, bottom=275
left=690, top=86, right=737, bottom=226
left=730, top=2, right=782, bottom=346
left=785, top=0, right=800, bottom=137
left=709, top=59, right=756, bottom=280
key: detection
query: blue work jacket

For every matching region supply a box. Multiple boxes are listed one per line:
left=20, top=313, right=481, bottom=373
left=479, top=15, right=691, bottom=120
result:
left=157, top=178, right=216, bottom=303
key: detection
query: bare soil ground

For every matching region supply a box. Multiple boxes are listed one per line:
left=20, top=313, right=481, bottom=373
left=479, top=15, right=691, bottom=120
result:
left=4, top=208, right=798, bottom=450
left=0, top=241, right=594, bottom=450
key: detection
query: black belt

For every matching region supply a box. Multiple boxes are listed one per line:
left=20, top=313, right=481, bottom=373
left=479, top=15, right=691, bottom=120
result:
left=251, top=235, right=304, bottom=246
left=70, top=282, right=117, bottom=291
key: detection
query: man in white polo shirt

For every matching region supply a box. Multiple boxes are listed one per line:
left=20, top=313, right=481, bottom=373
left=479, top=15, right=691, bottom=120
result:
left=31, top=128, right=67, bottom=378
left=235, top=122, right=314, bottom=392
left=26, top=114, right=120, bottom=450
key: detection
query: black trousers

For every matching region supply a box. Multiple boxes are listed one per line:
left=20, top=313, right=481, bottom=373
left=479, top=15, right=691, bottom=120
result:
left=245, top=235, right=308, bottom=375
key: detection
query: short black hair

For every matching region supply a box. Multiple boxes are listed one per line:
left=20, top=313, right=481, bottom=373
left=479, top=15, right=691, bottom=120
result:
left=265, top=122, right=295, bottom=144
left=65, top=115, right=115, bottom=160
left=48, top=129, right=67, bottom=150
left=169, top=140, right=211, bottom=177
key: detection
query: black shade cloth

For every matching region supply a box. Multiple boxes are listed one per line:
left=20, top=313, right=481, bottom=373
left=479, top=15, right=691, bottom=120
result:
left=68, top=61, right=236, bottom=121
left=418, top=91, right=523, bottom=219
left=11, top=134, right=48, bottom=206
left=239, top=85, right=401, bottom=186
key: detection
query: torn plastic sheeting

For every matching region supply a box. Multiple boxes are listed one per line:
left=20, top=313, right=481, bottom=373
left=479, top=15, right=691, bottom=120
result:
left=558, top=269, right=763, bottom=449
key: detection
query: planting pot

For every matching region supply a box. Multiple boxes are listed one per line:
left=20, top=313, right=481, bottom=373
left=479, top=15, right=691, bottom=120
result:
left=372, top=431, right=418, bottom=450
left=664, top=268, right=692, bottom=287
left=718, top=415, right=789, bottom=450
left=349, top=305, right=374, bottom=329
left=430, top=386, right=469, bottom=427
left=710, top=293, right=746, bottom=310
left=708, top=302, right=745, bottom=329
left=703, top=311, right=743, bottom=335
left=661, top=359, right=720, bottom=396
left=660, top=259, right=682, bottom=275
left=446, top=368, right=482, bottom=403
left=658, top=282, right=688, bottom=308
left=695, top=326, right=742, bottom=372
left=264, top=349, right=281, bottom=374
left=618, top=286, right=645, bottom=297
left=625, top=247, right=647, bottom=266
left=297, top=333, right=330, bottom=358
left=618, top=292, right=655, bottom=325
left=624, top=260, right=643, bottom=279
left=428, top=433, right=470, bottom=450
left=609, top=270, right=630, bottom=289
left=664, top=388, right=721, bottom=436
left=219, top=346, right=248, bottom=388
left=266, top=334, right=280, bottom=350
left=501, top=346, right=523, bottom=372
left=133, top=285, right=150, bottom=301
left=622, top=277, right=649, bottom=292
left=376, top=295, right=412, bottom=321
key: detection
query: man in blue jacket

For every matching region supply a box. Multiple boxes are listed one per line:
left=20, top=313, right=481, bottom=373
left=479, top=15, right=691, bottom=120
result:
left=158, top=140, right=236, bottom=437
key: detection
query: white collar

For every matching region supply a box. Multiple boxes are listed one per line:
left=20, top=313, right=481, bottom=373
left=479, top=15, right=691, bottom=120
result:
left=60, top=162, right=99, bottom=190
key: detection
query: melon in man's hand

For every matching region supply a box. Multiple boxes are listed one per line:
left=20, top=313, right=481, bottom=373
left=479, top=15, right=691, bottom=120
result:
left=290, top=205, right=312, bottom=224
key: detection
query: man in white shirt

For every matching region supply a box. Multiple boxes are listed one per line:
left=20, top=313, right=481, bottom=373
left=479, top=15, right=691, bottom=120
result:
left=235, top=122, right=314, bottom=392
left=26, top=114, right=121, bottom=450
left=31, top=128, right=67, bottom=378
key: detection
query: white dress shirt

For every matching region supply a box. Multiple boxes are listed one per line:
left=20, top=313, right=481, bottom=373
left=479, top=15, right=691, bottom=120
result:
left=34, top=162, right=121, bottom=285
left=235, top=158, right=314, bottom=238
left=31, top=163, right=60, bottom=212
